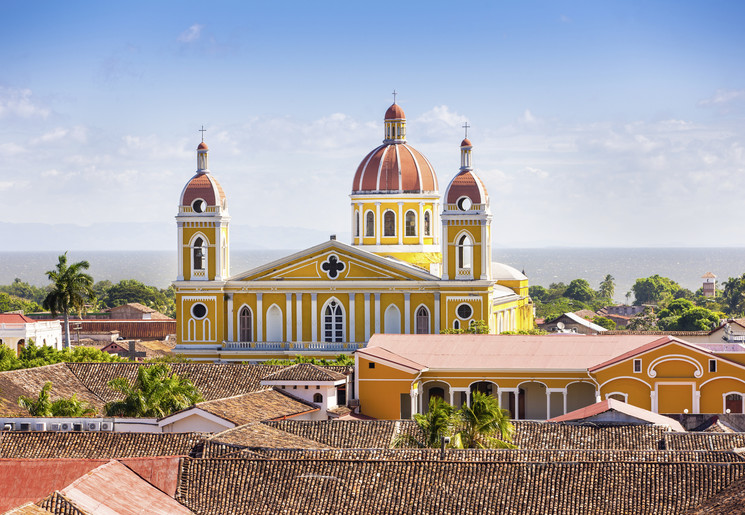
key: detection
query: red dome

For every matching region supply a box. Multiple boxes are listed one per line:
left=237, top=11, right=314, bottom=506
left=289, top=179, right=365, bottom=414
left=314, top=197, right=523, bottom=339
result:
left=352, top=143, right=438, bottom=194
left=384, top=103, right=405, bottom=120
left=460, top=138, right=472, bottom=147
left=198, top=142, right=209, bottom=150
left=445, top=169, right=488, bottom=205
left=180, top=173, right=226, bottom=207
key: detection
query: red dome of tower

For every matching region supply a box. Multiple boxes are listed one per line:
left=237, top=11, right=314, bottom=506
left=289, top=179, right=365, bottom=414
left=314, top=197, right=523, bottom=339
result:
left=180, top=173, right=226, bottom=207
left=445, top=169, right=488, bottom=205
left=384, top=103, right=406, bottom=120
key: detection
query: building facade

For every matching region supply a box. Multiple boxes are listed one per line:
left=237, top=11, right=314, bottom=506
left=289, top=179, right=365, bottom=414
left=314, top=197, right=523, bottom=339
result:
left=173, top=101, right=534, bottom=361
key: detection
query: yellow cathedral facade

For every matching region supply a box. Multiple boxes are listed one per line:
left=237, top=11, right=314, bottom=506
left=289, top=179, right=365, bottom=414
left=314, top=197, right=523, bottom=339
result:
left=173, top=101, right=534, bottom=362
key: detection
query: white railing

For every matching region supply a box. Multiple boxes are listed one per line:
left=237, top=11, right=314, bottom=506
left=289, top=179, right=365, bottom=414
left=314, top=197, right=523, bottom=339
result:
left=192, top=269, right=206, bottom=278
left=456, top=268, right=472, bottom=279
left=223, top=341, right=364, bottom=352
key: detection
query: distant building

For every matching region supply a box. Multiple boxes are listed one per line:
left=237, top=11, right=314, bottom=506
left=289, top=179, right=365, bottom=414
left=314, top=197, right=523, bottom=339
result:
left=0, top=313, right=62, bottom=353
left=539, top=312, right=607, bottom=335
left=603, top=305, right=645, bottom=317
left=702, top=272, right=716, bottom=297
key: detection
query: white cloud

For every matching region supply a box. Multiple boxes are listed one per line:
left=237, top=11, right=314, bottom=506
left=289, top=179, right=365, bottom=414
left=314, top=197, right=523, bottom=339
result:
left=699, top=89, right=745, bottom=107
left=0, top=87, right=49, bottom=119
left=524, top=166, right=549, bottom=179
left=31, top=126, right=87, bottom=145
left=0, top=142, right=26, bottom=155
left=41, top=169, right=61, bottom=177
left=178, top=24, right=203, bottom=43
left=0, top=181, right=14, bottom=191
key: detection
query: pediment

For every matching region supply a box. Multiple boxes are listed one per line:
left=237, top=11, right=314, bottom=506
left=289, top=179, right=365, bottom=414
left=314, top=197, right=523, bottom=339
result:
left=230, top=240, right=437, bottom=282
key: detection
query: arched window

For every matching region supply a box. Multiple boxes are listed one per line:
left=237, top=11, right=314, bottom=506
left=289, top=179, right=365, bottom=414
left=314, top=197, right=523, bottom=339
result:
left=313, top=393, right=323, bottom=403
left=726, top=393, right=743, bottom=413
left=365, top=211, right=375, bottom=237
left=405, top=210, right=416, bottom=237
left=383, top=211, right=396, bottom=237
left=266, top=305, right=283, bottom=342
left=239, top=306, right=252, bottom=341
left=424, top=211, right=431, bottom=236
left=323, top=300, right=344, bottom=342
left=415, top=306, right=430, bottom=334
left=457, top=233, right=473, bottom=271
left=453, top=320, right=460, bottom=331
left=384, top=304, right=401, bottom=333
left=193, top=237, right=206, bottom=270
left=355, top=212, right=360, bottom=237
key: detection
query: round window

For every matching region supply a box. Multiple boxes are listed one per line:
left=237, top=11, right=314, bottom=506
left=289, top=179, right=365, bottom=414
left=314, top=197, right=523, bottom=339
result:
left=457, top=196, right=472, bottom=211
left=457, top=303, right=473, bottom=319
left=191, top=303, right=207, bottom=319
left=192, top=199, right=206, bottom=213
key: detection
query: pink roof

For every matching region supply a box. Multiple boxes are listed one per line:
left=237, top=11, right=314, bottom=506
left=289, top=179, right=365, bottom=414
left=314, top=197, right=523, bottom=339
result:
left=361, top=334, right=663, bottom=371
left=57, top=460, right=190, bottom=514
left=549, top=398, right=686, bottom=431
left=0, top=314, right=37, bottom=324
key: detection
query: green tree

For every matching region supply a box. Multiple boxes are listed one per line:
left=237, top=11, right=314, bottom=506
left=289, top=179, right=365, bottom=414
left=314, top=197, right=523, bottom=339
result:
left=99, top=279, right=174, bottom=317
left=452, top=391, right=516, bottom=449
left=18, top=382, right=54, bottom=416
left=722, top=274, right=745, bottom=317
left=392, top=397, right=455, bottom=448
left=675, top=307, right=720, bottom=331
left=262, top=354, right=354, bottom=367
left=43, top=253, right=95, bottom=348
left=631, top=275, right=680, bottom=306
left=627, top=307, right=657, bottom=331
left=564, top=279, right=595, bottom=302
left=18, top=382, right=97, bottom=416
left=592, top=316, right=616, bottom=330
left=656, top=298, right=695, bottom=320
left=0, top=278, right=49, bottom=305
left=104, top=364, right=203, bottom=417
left=0, top=292, right=42, bottom=314
left=598, top=274, right=615, bottom=300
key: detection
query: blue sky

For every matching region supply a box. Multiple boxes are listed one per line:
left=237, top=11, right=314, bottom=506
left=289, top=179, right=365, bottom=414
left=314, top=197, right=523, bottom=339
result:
left=3, top=1, right=745, bottom=249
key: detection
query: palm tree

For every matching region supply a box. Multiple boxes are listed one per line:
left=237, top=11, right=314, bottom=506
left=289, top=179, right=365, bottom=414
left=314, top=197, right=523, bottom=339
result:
left=43, top=253, right=95, bottom=348
left=18, top=381, right=54, bottom=416
left=104, top=364, right=203, bottom=417
left=392, top=396, right=455, bottom=448
left=453, top=391, right=516, bottom=449
left=50, top=394, right=97, bottom=417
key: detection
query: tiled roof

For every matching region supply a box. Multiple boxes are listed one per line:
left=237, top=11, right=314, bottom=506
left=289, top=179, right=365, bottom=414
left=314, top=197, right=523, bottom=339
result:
left=207, top=422, right=326, bottom=451
left=176, top=458, right=745, bottom=514
left=0, top=314, right=38, bottom=324
left=688, top=475, right=745, bottom=514
left=264, top=420, right=402, bottom=449
left=0, top=364, right=103, bottom=415
left=193, top=389, right=318, bottom=425
left=65, top=363, right=289, bottom=402
left=0, top=431, right=204, bottom=459
left=37, top=493, right=85, bottom=515
left=548, top=399, right=687, bottom=431
left=4, top=503, right=54, bottom=515
left=246, top=448, right=745, bottom=463
left=260, top=363, right=347, bottom=382
left=665, top=433, right=745, bottom=451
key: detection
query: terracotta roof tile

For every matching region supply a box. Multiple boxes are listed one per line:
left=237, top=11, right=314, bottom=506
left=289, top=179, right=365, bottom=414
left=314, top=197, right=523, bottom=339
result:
left=665, top=433, right=745, bottom=451
left=0, top=432, right=204, bottom=459
left=4, top=503, right=54, bottom=515
left=206, top=423, right=326, bottom=451
left=194, top=389, right=318, bottom=425
left=260, top=363, right=346, bottom=383
left=688, top=475, right=745, bottom=514
left=176, top=458, right=745, bottom=514
left=37, top=492, right=86, bottom=515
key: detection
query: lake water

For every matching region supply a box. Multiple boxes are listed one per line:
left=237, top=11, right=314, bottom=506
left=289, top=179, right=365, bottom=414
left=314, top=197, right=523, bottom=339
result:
left=1, top=248, right=744, bottom=304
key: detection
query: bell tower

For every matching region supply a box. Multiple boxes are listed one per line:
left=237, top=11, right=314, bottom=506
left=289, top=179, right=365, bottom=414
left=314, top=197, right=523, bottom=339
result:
left=176, top=140, right=230, bottom=281
left=441, top=134, right=492, bottom=281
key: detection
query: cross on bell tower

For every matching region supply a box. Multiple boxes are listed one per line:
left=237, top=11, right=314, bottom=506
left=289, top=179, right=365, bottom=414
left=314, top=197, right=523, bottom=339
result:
left=392, top=89, right=397, bottom=104
left=462, top=122, right=470, bottom=139
left=199, top=125, right=207, bottom=142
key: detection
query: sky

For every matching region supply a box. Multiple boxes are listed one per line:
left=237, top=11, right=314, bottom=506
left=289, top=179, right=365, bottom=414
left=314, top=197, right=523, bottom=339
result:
left=2, top=1, right=745, bottom=250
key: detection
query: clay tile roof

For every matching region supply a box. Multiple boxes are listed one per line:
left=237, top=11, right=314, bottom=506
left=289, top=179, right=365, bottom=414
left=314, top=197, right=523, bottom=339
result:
left=260, top=363, right=346, bottom=383
left=688, top=475, right=745, bottom=514
left=180, top=173, right=225, bottom=206
left=175, top=458, right=745, bottom=514
left=0, top=313, right=37, bottom=324
left=207, top=422, right=327, bottom=451
left=665, top=432, right=745, bottom=451
left=37, top=492, right=87, bottom=515
left=197, top=141, right=208, bottom=150
left=548, top=399, right=686, bottom=432
left=194, top=389, right=318, bottom=425
left=702, top=272, right=716, bottom=279
left=351, top=143, right=438, bottom=194
left=384, top=103, right=405, bottom=120
left=460, top=138, right=472, bottom=147
left=262, top=420, right=403, bottom=449
left=5, top=503, right=53, bottom=514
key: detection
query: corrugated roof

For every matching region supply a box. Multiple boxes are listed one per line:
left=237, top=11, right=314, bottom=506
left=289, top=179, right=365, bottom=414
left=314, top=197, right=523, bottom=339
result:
left=549, top=399, right=686, bottom=431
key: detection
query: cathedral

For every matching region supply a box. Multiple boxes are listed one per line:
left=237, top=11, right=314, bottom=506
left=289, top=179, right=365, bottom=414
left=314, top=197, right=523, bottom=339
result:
left=173, top=100, right=534, bottom=361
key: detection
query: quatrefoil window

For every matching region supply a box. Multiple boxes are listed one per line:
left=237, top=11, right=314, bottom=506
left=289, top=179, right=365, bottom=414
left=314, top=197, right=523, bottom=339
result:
left=321, top=254, right=346, bottom=279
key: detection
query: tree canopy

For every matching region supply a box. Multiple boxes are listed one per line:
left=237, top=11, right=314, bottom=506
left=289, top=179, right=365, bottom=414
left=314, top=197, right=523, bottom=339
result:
left=18, top=381, right=97, bottom=417
left=631, top=275, right=680, bottom=306
left=0, top=342, right=129, bottom=372
left=104, top=364, right=203, bottom=417
left=43, top=253, right=95, bottom=348
left=564, top=279, right=595, bottom=302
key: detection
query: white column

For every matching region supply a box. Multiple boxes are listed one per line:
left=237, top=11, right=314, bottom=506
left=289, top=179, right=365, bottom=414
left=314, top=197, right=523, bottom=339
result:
left=285, top=293, right=292, bottom=342
left=397, top=201, right=403, bottom=245
left=434, top=293, right=440, bottom=333
left=480, top=223, right=487, bottom=280
left=374, top=293, right=381, bottom=335
left=449, top=389, right=454, bottom=405
left=177, top=222, right=184, bottom=281
left=563, top=389, right=568, bottom=415
left=226, top=294, right=234, bottom=342
left=348, top=293, right=356, bottom=343
left=375, top=202, right=381, bottom=245
left=410, top=388, right=418, bottom=419
left=694, top=390, right=701, bottom=414
left=350, top=203, right=356, bottom=244
left=296, top=293, right=303, bottom=342
left=650, top=390, right=657, bottom=413
left=404, top=293, right=410, bottom=334
left=435, top=201, right=440, bottom=244
left=513, top=389, right=520, bottom=419
left=441, top=220, right=449, bottom=280
left=256, top=293, right=263, bottom=342
left=546, top=392, right=551, bottom=420
left=311, top=293, right=318, bottom=343
left=418, top=201, right=424, bottom=245
left=364, top=294, right=371, bottom=341
left=215, top=223, right=224, bottom=281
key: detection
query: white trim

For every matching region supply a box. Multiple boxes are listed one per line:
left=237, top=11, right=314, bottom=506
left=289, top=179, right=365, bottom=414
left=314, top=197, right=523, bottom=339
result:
left=320, top=296, right=346, bottom=343
left=384, top=303, right=401, bottom=334
left=237, top=303, right=253, bottom=342
left=699, top=375, right=745, bottom=388
left=598, top=375, right=652, bottom=390
left=382, top=209, right=396, bottom=237
left=265, top=303, right=283, bottom=342
left=414, top=303, right=431, bottom=335
left=647, top=354, right=703, bottom=379
left=158, top=407, right=235, bottom=429
left=605, top=392, right=629, bottom=402
left=722, top=391, right=745, bottom=413
left=375, top=145, right=390, bottom=191
left=653, top=381, right=696, bottom=414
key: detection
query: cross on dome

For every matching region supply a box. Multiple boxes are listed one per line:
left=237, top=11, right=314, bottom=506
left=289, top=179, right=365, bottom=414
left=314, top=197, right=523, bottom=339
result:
left=392, top=89, right=397, bottom=104
left=462, top=122, right=470, bottom=139
left=199, top=125, right=207, bottom=142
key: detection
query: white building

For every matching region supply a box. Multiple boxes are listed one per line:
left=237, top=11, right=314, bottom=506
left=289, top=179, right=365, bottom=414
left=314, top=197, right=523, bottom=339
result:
left=0, top=314, right=63, bottom=352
